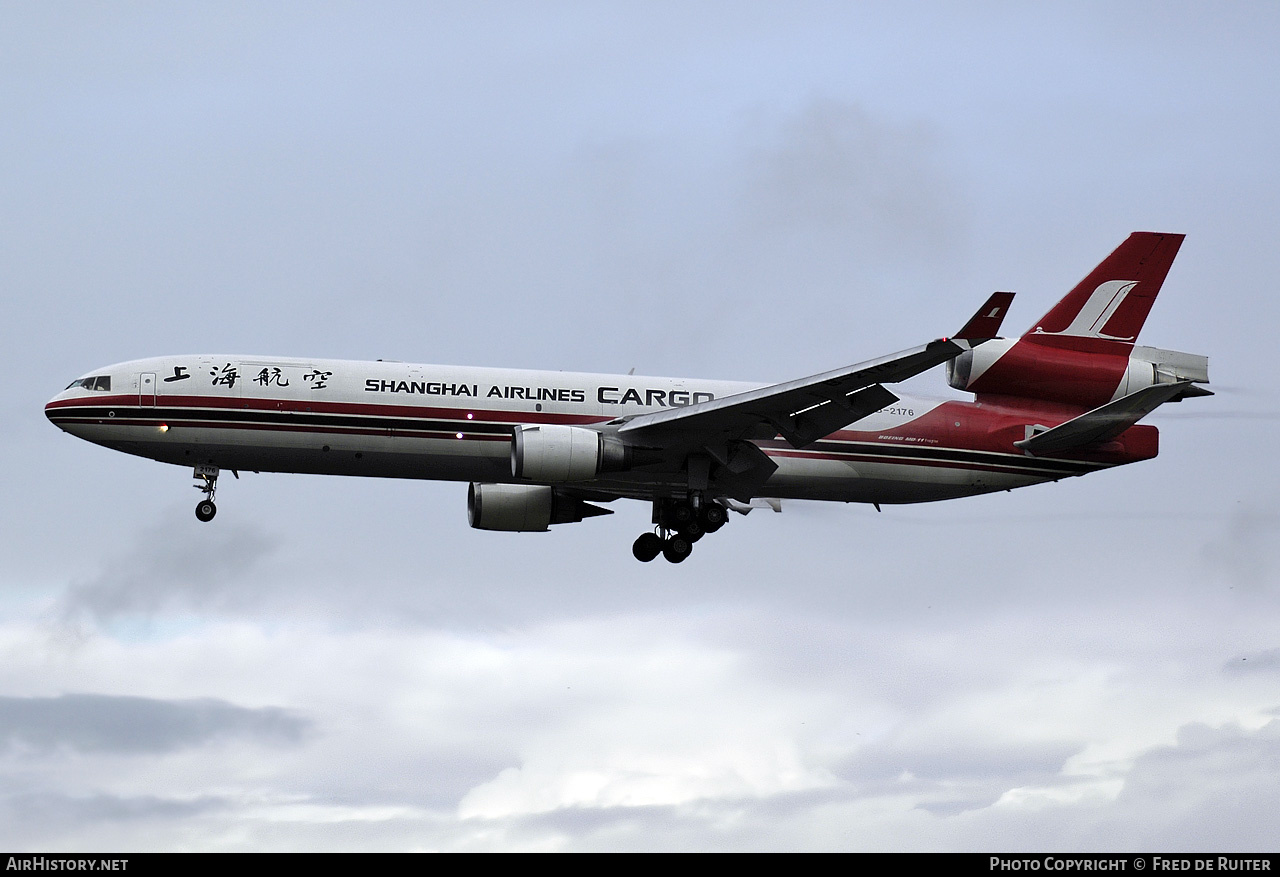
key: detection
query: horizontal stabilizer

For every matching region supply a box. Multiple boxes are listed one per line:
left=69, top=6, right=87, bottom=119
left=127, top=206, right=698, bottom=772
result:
left=1014, top=381, right=1196, bottom=455
left=955, top=291, right=1015, bottom=341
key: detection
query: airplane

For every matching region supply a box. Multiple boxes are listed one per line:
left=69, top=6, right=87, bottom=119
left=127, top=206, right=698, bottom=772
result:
left=46, top=232, right=1210, bottom=563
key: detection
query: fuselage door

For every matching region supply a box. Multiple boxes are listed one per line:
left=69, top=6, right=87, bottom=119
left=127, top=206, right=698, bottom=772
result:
left=140, top=373, right=156, bottom=407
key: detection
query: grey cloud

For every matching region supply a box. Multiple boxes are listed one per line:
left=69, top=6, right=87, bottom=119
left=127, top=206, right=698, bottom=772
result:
left=0, top=693, right=310, bottom=755
left=1, top=790, right=224, bottom=824
left=1201, top=506, right=1280, bottom=593
left=915, top=799, right=990, bottom=817
left=841, top=737, right=1082, bottom=783
left=1223, top=647, right=1280, bottom=675
left=1119, top=719, right=1280, bottom=801
left=1101, top=719, right=1280, bottom=850
left=490, top=797, right=828, bottom=852
left=839, top=737, right=1083, bottom=818
left=738, top=99, right=961, bottom=259
left=60, top=516, right=279, bottom=621
left=0, top=791, right=230, bottom=850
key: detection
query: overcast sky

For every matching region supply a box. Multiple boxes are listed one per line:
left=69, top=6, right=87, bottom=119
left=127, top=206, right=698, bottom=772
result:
left=3, top=1, right=1279, bottom=852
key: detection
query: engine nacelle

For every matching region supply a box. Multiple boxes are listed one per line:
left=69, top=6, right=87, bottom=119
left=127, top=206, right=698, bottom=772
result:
left=510, top=424, right=631, bottom=482
left=946, top=338, right=1014, bottom=393
left=467, top=482, right=609, bottom=532
left=1113, top=345, right=1211, bottom=399
left=947, top=338, right=1209, bottom=406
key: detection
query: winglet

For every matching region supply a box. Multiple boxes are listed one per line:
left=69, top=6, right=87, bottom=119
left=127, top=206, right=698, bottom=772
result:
left=954, top=291, right=1015, bottom=341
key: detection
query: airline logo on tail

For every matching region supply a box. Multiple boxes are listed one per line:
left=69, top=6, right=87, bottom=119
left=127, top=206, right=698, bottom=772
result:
left=1036, top=279, right=1139, bottom=341
left=1025, top=231, right=1184, bottom=348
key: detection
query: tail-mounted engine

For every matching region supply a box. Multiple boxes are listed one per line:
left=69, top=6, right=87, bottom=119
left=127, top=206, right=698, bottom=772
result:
left=511, top=424, right=633, bottom=482
left=947, top=339, right=1209, bottom=407
left=467, top=482, right=611, bottom=532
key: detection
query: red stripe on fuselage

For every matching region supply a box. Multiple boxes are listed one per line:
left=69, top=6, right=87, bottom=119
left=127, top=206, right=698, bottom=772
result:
left=47, top=414, right=514, bottom=443
left=44, top=393, right=612, bottom=426
left=47, top=390, right=1159, bottom=468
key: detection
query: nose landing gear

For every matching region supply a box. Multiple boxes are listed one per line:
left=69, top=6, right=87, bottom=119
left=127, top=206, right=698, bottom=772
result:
left=193, top=464, right=219, bottom=522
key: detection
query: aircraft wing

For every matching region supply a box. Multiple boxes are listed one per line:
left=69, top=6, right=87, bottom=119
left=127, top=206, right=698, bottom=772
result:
left=618, top=292, right=1015, bottom=452
left=619, top=339, right=953, bottom=450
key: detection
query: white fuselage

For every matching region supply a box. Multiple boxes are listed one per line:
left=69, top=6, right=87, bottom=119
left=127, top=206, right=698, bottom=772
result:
left=45, top=354, right=1098, bottom=506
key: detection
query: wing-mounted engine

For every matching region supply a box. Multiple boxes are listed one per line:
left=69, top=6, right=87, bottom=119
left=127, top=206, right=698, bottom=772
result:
left=467, top=483, right=612, bottom=532
left=510, top=424, right=634, bottom=482
left=947, top=340, right=1210, bottom=407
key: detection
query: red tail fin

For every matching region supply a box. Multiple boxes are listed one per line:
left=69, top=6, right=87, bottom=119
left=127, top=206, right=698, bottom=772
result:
left=957, top=232, right=1190, bottom=407
left=1024, top=232, right=1184, bottom=352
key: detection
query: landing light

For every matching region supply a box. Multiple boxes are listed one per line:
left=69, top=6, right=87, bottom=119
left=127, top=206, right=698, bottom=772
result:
left=158, top=424, right=169, bottom=433
left=455, top=432, right=464, bottom=439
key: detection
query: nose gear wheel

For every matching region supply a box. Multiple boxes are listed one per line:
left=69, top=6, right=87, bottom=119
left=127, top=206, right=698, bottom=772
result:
left=193, top=465, right=219, bottom=522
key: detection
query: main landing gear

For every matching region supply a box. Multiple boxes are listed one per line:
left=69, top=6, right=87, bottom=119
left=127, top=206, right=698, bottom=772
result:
left=193, top=464, right=219, bottom=522
left=632, top=497, right=729, bottom=564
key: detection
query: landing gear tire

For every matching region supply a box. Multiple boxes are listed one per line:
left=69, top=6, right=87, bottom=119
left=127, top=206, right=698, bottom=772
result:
left=632, top=532, right=663, bottom=562
left=643, top=498, right=725, bottom=563
left=193, top=465, right=220, bottom=522
left=663, top=534, right=693, bottom=564
left=700, top=503, right=727, bottom=532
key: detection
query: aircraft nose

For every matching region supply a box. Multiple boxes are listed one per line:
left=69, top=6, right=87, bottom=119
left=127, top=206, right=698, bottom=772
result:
left=45, top=387, right=77, bottom=431
left=45, top=394, right=64, bottom=427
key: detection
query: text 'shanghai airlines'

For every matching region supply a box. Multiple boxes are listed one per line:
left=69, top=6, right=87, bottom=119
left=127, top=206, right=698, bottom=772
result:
left=48, top=233, right=1210, bottom=563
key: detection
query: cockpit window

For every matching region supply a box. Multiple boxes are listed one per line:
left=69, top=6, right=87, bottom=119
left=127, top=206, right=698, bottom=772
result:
left=65, top=376, right=111, bottom=391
